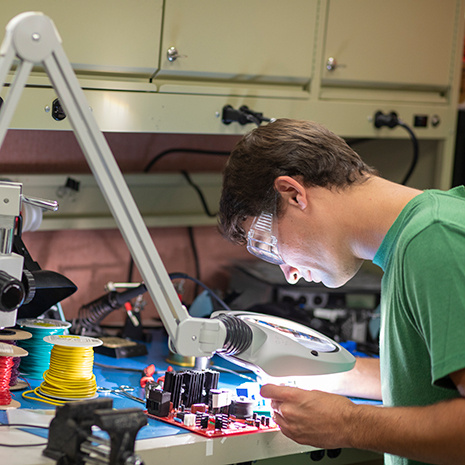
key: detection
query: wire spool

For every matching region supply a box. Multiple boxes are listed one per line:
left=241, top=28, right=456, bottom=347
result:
left=0, top=342, right=28, bottom=409
left=16, top=319, right=71, bottom=379
left=22, top=335, right=102, bottom=406
left=0, top=328, right=32, bottom=391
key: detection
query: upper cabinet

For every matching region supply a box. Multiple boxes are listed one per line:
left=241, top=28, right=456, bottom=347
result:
left=321, top=0, right=457, bottom=90
left=155, top=0, right=318, bottom=86
left=0, top=1, right=163, bottom=78
left=0, top=0, right=459, bottom=92
left=0, top=1, right=462, bottom=139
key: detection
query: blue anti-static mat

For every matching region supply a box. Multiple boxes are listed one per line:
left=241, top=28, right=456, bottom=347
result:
left=2, top=330, right=381, bottom=442
left=1, top=329, right=253, bottom=441
left=1, top=382, right=187, bottom=441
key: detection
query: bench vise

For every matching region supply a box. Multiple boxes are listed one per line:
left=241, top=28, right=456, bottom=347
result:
left=43, top=398, right=147, bottom=465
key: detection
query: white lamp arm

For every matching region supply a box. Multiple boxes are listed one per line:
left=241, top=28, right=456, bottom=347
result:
left=0, top=12, right=229, bottom=357
left=0, top=13, right=356, bottom=378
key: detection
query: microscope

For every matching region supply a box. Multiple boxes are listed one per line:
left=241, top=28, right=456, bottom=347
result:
left=0, top=180, right=76, bottom=329
left=0, top=181, right=25, bottom=328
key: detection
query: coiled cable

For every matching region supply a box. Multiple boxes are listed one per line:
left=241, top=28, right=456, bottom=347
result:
left=22, top=344, right=98, bottom=406
left=0, top=342, right=27, bottom=408
left=0, top=357, right=14, bottom=406
left=17, top=319, right=70, bottom=379
left=73, top=284, right=147, bottom=335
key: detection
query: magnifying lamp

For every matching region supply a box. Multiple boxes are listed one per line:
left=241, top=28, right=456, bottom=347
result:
left=0, top=12, right=355, bottom=378
left=212, top=310, right=354, bottom=377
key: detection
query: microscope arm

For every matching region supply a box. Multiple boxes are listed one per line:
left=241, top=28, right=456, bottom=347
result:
left=0, top=12, right=227, bottom=356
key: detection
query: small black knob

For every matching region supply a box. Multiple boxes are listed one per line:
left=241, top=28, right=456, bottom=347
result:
left=21, top=269, right=36, bottom=305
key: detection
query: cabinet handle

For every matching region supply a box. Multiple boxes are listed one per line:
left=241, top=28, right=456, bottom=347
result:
left=326, top=56, right=346, bottom=72
left=167, top=46, right=187, bottom=62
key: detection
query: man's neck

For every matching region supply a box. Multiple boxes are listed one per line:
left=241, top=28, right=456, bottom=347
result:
left=341, top=176, right=423, bottom=260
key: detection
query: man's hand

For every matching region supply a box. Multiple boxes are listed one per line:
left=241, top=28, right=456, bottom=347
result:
left=262, top=378, right=465, bottom=465
left=261, top=384, right=357, bottom=449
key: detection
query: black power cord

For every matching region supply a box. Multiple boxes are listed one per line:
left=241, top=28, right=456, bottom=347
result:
left=181, top=170, right=217, bottom=218
left=187, top=226, right=201, bottom=297
left=373, top=111, right=419, bottom=186
left=144, top=149, right=229, bottom=217
left=169, top=272, right=232, bottom=312
left=143, top=148, right=230, bottom=173
left=221, top=104, right=273, bottom=127
left=0, top=423, right=48, bottom=448
left=128, top=148, right=232, bottom=288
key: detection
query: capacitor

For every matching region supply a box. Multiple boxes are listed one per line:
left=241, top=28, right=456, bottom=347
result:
left=191, top=403, right=206, bottom=414
left=230, top=396, right=255, bottom=419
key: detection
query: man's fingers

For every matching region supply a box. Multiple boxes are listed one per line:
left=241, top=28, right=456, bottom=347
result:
left=260, top=383, right=298, bottom=400
left=270, top=399, right=282, bottom=415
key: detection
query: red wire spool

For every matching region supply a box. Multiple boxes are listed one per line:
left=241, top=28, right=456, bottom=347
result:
left=0, top=342, right=28, bottom=409
left=0, top=329, right=32, bottom=391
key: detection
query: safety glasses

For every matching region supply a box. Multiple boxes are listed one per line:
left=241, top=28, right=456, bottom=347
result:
left=246, top=211, right=285, bottom=265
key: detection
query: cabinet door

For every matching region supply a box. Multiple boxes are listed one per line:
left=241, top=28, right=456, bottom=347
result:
left=0, top=1, right=163, bottom=77
left=158, top=0, right=318, bottom=85
left=322, top=0, right=457, bottom=89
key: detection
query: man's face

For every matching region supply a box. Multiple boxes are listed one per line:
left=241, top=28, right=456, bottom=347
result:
left=275, top=207, right=363, bottom=288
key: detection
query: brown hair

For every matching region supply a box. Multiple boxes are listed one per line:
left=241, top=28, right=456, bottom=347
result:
left=219, top=119, right=377, bottom=245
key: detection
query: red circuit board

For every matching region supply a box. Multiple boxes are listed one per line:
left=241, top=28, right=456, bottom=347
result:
left=146, top=410, right=279, bottom=438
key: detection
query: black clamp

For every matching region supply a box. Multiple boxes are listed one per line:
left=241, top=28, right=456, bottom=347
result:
left=43, top=398, right=147, bottom=465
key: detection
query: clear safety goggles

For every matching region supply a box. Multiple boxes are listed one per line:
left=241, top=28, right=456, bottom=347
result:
left=246, top=211, right=285, bottom=265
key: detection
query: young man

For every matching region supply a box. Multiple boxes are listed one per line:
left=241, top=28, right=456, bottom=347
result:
left=219, top=119, right=465, bottom=465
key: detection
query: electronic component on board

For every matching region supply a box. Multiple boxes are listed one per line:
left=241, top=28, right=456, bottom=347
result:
left=146, top=389, right=171, bottom=418
left=145, top=368, right=279, bottom=438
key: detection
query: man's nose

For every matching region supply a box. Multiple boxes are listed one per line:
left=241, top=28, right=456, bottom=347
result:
left=279, top=264, right=301, bottom=284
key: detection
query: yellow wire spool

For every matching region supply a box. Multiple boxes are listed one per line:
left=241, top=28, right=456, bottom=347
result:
left=22, top=335, right=102, bottom=406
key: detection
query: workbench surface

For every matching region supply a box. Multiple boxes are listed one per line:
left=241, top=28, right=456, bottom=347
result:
left=0, top=329, right=383, bottom=465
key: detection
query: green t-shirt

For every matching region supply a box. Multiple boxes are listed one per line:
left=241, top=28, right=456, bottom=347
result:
left=373, top=186, right=465, bottom=465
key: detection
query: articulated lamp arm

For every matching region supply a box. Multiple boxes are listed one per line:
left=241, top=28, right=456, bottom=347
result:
left=0, top=12, right=231, bottom=357
left=0, top=13, right=356, bottom=378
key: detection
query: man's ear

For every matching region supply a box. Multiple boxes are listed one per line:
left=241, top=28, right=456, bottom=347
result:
left=274, top=176, right=307, bottom=210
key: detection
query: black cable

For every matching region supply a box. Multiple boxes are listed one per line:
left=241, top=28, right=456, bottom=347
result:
left=169, top=272, right=232, bottom=312
left=146, top=150, right=226, bottom=218
left=125, top=226, right=203, bottom=303
left=144, top=148, right=230, bottom=173
left=373, top=111, right=419, bottom=186
left=0, top=423, right=49, bottom=429
left=0, top=423, right=48, bottom=448
left=127, top=147, right=231, bottom=303
left=93, top=362, right=144, bottom=372
left=127, top=256, right=135, bottom=282
left=180, top=170, right=217, bottom=217
left=73, top=284, right=147, bottom=335
left=397, top=121, right=419, bottom=186
left=187, top=226, right=201, bottom=298
left=0, top=442, right=48, bottom=448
